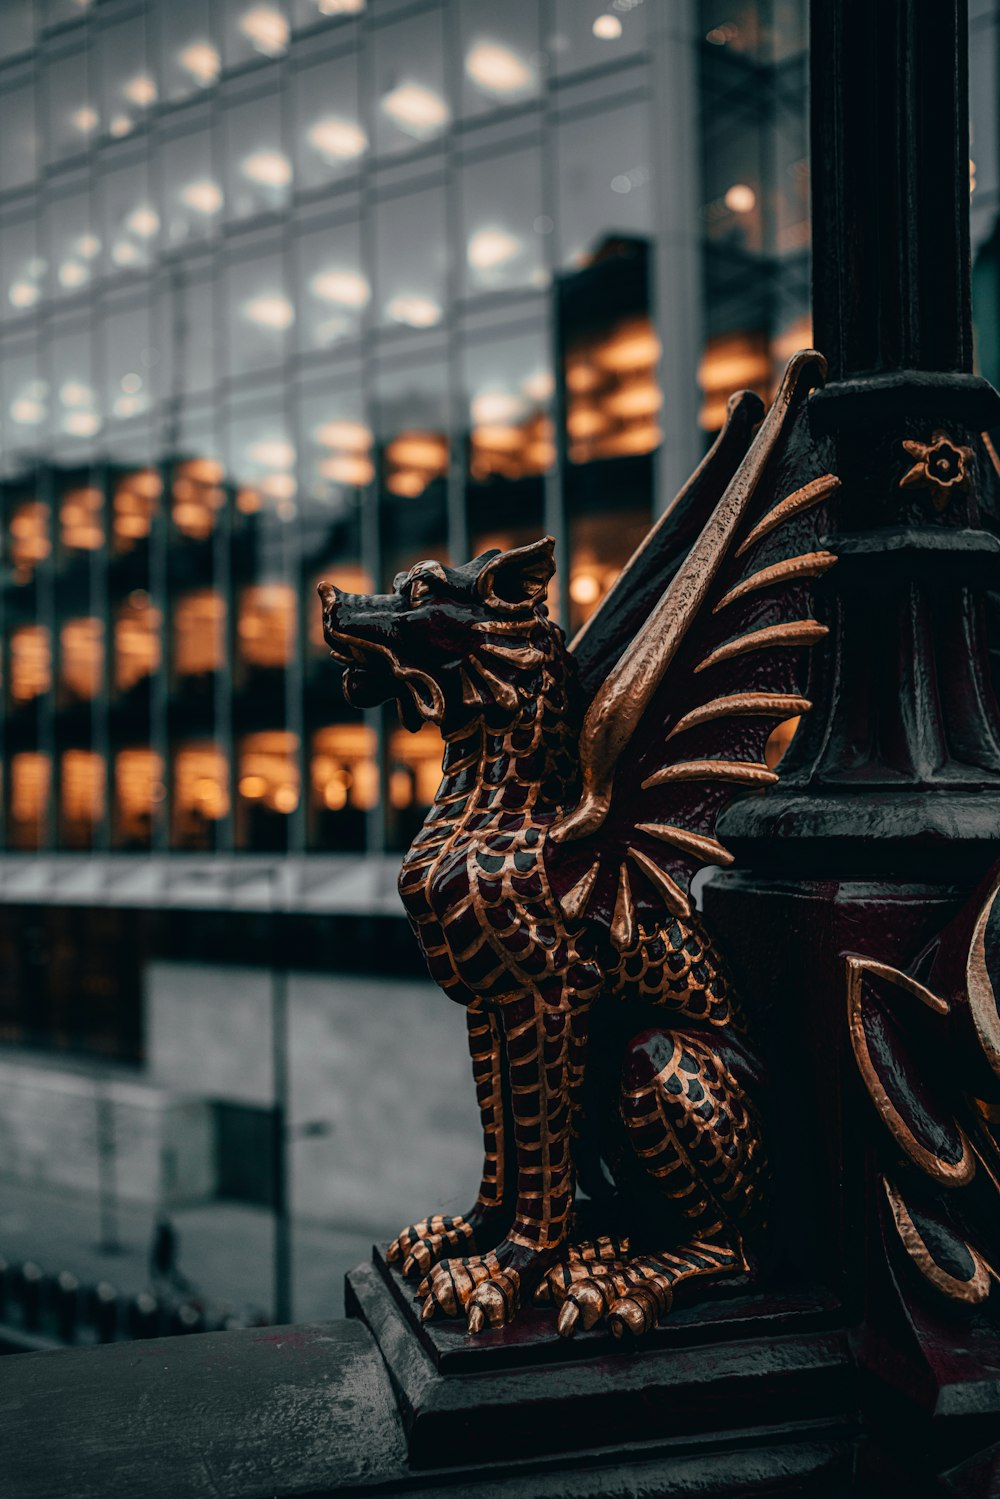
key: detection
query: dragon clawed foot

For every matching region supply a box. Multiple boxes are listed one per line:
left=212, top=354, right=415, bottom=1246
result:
left=386, top=1214, right=478, bottom=1279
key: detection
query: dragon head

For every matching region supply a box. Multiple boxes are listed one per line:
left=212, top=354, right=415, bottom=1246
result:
left=318, top=537, right=560, bottom=733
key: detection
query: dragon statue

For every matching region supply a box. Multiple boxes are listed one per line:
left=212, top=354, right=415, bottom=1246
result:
left=319, top=351, right=843, bottom=1339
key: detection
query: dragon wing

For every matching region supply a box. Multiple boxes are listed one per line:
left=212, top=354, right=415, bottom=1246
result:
left=545, top=350, right=840, bottom=948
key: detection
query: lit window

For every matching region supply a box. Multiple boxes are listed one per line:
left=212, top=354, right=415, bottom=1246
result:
left=389, top=725, right=444, bottom=809
left=172, top=458, right=225, bottom=538
left=115, top=748, right=165, bottom=847
left=9, top=501, right=51, bottom=582
left=61, top=618, right=104, bottom=701
left=174, top=591, right=226, bottom=677
left=10, top=625, right=51, bottom=703
left=238, top=584, right=297, bottom=669
left=568, top=513, right=647, bottom=633
left=565, top=316, right=662, bottom=464
left=10, top=753, right=50, bottom=849
left=313, top=420, right=373, bottom=487
left=61, top=750, right=105, bottom=847
left=385, top=431, right=448, bottom=499
left=172, top=743, right=230, bottom=846
left=697, top=330, right=771, bottom=431
left=115, top=596, right=162, bottom=692
left=311, top=724, right=377, bottom=812
left=238, top=731, right=301, bottom=814
left=113, top=470, right=161, bottom=552
left=373, top=9, right=448, bottom=155
left=60, top=486, right=104, bottom=551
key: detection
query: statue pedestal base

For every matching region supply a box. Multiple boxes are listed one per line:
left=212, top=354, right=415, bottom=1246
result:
left=346, top=1246, right=856, bottom=1486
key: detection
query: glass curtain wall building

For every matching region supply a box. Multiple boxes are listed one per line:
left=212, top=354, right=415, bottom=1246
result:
left=0, top=0, right=813, bottom=868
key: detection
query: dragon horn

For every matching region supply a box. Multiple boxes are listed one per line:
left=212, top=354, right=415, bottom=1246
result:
left=550, top=349, right=828, bottom=845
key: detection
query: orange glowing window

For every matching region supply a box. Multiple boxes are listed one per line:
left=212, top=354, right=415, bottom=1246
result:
left=568, top=511, right=650, bottom=633
left=384, top=430, right=448, bottom=499
left=115, top=595, right=162, bottom=692
left=388, top=724, right=444, bottom=810
left=470, top=411, right=554, bottom=483
left=238, top=584, right=296, bottom=669
left=9, top=501, right=51, bottom=582
left=697, top=330, right=771, bottom=432
left=565, top=316, right=662, bottom=465
left=10, top=752, right=50, bottom=848
left=315, top=420, right=375, bottom=488
left=173, top=743, right=230, bottom=833
left=60, top=486, right=104, bottom=551
left=308, top=565, right=373, bottom=651
left=311, top=723, right=378, bottom=812
left=174, top=590, right=225, bottom=677
left=61, top=618, right=104, bottom=700
left=113, top=469, right=162, bottom=553
left=172, top=457, right=225, bottom=539
left=10, top=625, right=52, bottom=702
left=61, top=750, right=105, bottom=844
left=115, top=748, right=165, bottom=843
left=238, top=730, right=301, bottom=815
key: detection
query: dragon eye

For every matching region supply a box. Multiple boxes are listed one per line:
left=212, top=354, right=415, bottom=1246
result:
left=409, top=575, right=433, bottom=607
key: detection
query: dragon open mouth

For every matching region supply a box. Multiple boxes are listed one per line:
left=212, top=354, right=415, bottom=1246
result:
left=325, top=628, right=443, bottom=728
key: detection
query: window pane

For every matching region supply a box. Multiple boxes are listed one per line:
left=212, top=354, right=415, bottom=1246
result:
left=372, top=7, right=450, bottom=157
left=294, top=50, right=366, bottom=191
left=103, top=303, right=155, bottom=424
left=114, top=748, right=165, bottom=850
left=557, top=100, right=652, bottom=268
left=375, top=356, right=449, bottom=586
left=100, top=14, right=156, bottom=143
left=374, top=185, right=447, bottom=329
left=162, top=128, right=223, bottom=247
left=48, top=324, right=100, bottom=446
left=228, top=392, right=296, bottom=517
left=8, top=495, right=51, bottom=584
left=45, top=185, right=98, bottom=300
left=295, top=218, right=367, bottom=353
left=292, top=0, right=365, bottom=28
left=308, top=723, right=374, bottom=851
left=298, top=376, right=372, bottom=530
left=171, top=741, right=229, bottom=849
left=224, top=93, right=292, bottom=222
left=464, top=327, right=552, bottom=552
left=458, top=0, right=542, bottom=118
left=1, top=218, right=44, bottom=322
left=10, top=627, right=52, bottom=705
left=60, top=618, right=104, bottom=702
left=45, top=49, right=99, bottom=166
left=0, top=1, right=34, bottom=61
left=3, top=342, right=47, bottom=464
left=2, top=82, right=40, bottom=194
left=100, top=158, right=159, bottom=277
left=222, top=0, right=290, bottom=69
left=226, top=250, right=292, bottom=376
left=158, top=1, right=222, bottom=103
left=158, top=271, right=216, bottom=400
left=550, top=0, right=647, bottom=77
left=236, top=730, right=299, bottom=851
left=461, top=145, right=546, bottom=296
left=10, top=753, right=51, bottom=850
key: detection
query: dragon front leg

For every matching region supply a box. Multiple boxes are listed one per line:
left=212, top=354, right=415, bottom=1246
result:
left=417, top=982, right=592, bottom=1331
left=389, top=1005, right=511, bottom=1279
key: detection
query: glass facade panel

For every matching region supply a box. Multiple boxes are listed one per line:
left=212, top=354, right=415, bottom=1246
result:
left=295, top=217, right=367, bottom=352
left=550, top=0, right=647, bottom=75
left=100, top=157, right=159, bottom=277
left=1, top=217, right=44, bottom=322
left=225, top=248, right=292, bottom=375
left=222, top=0, right=291, bottom=69
left=47, top=324, right=99, bottom=447
left=373, top=185, right=447, bottom=330
left=161, top=127, right=222, bottom=247
left=45, top=48, right=99, bottom=166
left=115, top=594, right=162, bottom=690
left=2, top=81, right=40, bottom=194
left=293, top=49, right=366, bottom=191
left=557, top=99, right=653, bottom=268
left=171, top=741, right=229, bottom=849
left=224, top=92, right=291, bottom=222
left=0, top=1, right=35, bottom=62
left=3, top=342, right=47, bottom=467
left=10, top=753, right=51, bottom=850
left=99, top=14, right=156, bottom=143
left=103, top=304, right=155, bottom=425
left=464, top=326, right=551, bottom=553
left=376, top=356, right=449, bottom=585
left=10, top=626, right=52, bottom=705
left=114, top=748, right=164, bottom=849
left=372, top=7, right=449, bottom=157
left=45, top=184, right=97, bottom=300
left=158, top=1, right=222, bottom=103
left=461, top=145, right=546, bottom=297
left=458, top=0, right=542, bottom=118
left=59, top=749, right=105, bottom=849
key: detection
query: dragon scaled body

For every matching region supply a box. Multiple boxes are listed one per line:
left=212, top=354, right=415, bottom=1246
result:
left=319, top=352, right=840, bottom=1337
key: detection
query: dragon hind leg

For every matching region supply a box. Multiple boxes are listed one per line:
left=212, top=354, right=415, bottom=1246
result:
left=558, top=1026, right=766, bottom=1339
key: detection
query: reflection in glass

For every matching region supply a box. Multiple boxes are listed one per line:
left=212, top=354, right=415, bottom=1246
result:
left=9, top=501, right=51, bottom=583
left=101, top=159, right=158, bottom=275
left=174, top=591, right=226, bottom=677
left=61, top=750, right=105, bottom=849
left=459, top=0, right=541, bottom=116
left=565, top=315, right=662, bottom=463
left=61, top=618, right=104, bottom=701
left=373, top=8, right=449, bottom=155
left=172, top=458, right=226, bottom=538
left=114, top=749, right=164, bottom=848
left=556, top=101, right=652, bottom=268
left=10, top=626, right=52, bottom=703
left=159, top=2, right=221, bottom=102
left=100, top=15, right=155, bottom=141
left=103, top=305, right=155, bottom=423
left=46, top=50, right=99, bottom=165
left=228, top=393, right=295, bottom=515
left=461, top=145, right=546, bottom=295
left=294, top=51, right=366, bottom=191
left=10, top=753, right=50, bottom=850
left=225, top=93, right=291, bottom=221
left=112, top=470, right=161, bottom=552
left=48, top=327, right=100, bottom=442
left=1, top=217, right=44, bottom=320
left=374, top=186, right=447, bottom=329
left=465, top=331, right=553, bottom=487
left=162, top=129, right=221, bottom=246
left=292, top=0, right=364, bottom=25
left=172, top=742, right=229, bottom=848
left=0, top=1, right=34, bottom=62
left=2, top=82, right=39, bottom=193
left=3, top=346, right=47, bottom=463
left=238, top=584, right=297, bottom=669
left=46, top=185, right=97, bottom=299
left=299, top=382, right=373, bottom=514
left=296, top=220, right=368, bottom=352
left=222, top=1, right=290, bottom=67
left=227, top=251, right=292, bottom=375
left=115, top=595, right=162, bottom=691
left=60, top=486, right=104, bottom=551
left=550, top=0, right=647, bottom=77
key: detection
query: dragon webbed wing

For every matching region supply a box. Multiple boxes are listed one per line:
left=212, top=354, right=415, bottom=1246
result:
left=545, top=351, right=840, bottom=948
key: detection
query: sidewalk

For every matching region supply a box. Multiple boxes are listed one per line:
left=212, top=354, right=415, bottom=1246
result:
left=0, top=1174, right=388, bottom=1323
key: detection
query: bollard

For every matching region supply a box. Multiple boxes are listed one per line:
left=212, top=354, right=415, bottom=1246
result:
left=128, top=1291, right=161, bottom=1340
left=170, top=1302, right=203, bottom=1336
